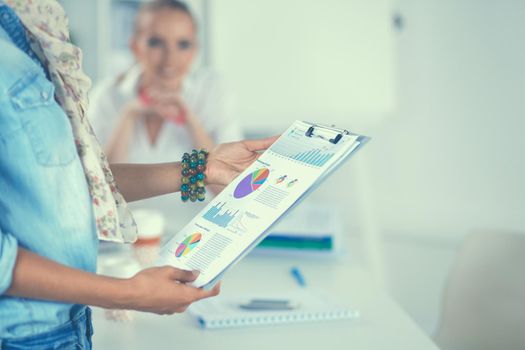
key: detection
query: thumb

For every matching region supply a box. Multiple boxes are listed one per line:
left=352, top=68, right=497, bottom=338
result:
left=243, top=135, right=280, bottom=152
left=164, top=267, right=200, bottom=283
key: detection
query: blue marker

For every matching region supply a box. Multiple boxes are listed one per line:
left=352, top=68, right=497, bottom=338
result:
left=290, top=266, right=307, bottom=287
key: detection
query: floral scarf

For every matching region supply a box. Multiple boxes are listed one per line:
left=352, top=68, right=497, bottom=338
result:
left=6, top=0, right=137, bottom=243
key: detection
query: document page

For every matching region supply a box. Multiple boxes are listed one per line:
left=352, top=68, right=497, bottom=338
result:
left=158, top=121, right=362, bottom=287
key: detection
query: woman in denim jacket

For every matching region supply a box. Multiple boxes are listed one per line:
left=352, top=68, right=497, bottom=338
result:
left=0, top=1, right=275, bottom=348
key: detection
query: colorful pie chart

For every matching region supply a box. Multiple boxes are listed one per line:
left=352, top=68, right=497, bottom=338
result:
left=175, top=233, right=202, bottom=258
left=234, top=168, right=270, bottom=199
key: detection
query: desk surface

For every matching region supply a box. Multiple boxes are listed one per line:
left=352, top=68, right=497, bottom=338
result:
left=93, top=255, right=438, bottom=350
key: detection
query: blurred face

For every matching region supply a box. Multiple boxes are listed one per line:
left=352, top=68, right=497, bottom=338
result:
left=131, top=9, right=197, bottom=90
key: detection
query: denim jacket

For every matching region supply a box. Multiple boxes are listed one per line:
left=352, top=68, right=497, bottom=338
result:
left=0, top=4, right=98, bottom=339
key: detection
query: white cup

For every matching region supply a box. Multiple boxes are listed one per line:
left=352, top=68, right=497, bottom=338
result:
left=132, top=209, right=165, bottom=267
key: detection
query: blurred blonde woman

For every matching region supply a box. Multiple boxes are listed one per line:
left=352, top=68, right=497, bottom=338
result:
left=88, top=0, right=242, bottom=164
left=88, top=0, right=242, bottom=228
left=0, top=0, right=275, bottom=348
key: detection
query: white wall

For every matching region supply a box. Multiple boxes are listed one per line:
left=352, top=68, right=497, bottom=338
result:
left=371, top=0, right=525, bottom=333
left=209, top=0, right=396, bottom=130
left=372, top=0, right=525, bottom=240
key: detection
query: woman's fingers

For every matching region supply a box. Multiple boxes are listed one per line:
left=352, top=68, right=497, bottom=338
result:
left=127, top=267, right=221, bottom=315
left=162, top=266, right=199, bottom=283
left=163, top=281, right=220, bottom=313
left=186, top=282, right=222, bottom=303
left=149, top=89, right=185, bottom=106
left=163, top=267, right=221, bottom=301
left=243, top=135, right=280, bottom=152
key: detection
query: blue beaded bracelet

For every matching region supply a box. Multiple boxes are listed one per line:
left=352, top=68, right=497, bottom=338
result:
left=181, top=149, right=208, bottom=202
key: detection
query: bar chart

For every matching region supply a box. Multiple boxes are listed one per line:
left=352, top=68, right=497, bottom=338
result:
left=290, top=149, right=335, bottom=167
left=202, top=202, right=238, bottom=227
left=268, top=128, right=337, bottom=167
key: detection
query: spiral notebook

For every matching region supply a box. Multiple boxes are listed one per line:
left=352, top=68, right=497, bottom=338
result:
left=189, top=291, right=360, bottom=329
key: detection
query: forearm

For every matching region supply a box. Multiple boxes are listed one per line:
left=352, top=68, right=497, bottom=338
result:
left=186, top=114, right=216, bottom=151
left=5, top=247, right=220, bottom=315
left=110, top=162, right=182, bottom=202
left=110, top=135, right=280, bottom=202
left=5, top=248, right=131, bottom=309
left=105, top=111, right=137, bottom=163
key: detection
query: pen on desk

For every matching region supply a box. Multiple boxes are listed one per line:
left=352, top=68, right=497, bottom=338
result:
left=290, top=266, right=307, bottom=287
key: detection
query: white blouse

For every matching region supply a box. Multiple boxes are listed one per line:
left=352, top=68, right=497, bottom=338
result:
left=87, top=66, right=244, bottom=233
left=88, top=65, right=243, bottom=164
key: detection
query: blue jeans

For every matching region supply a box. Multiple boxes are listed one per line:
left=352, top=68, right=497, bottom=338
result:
left=1, top=306, right=93, bottom=350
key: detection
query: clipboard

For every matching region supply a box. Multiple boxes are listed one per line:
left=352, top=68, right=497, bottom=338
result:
left=202, top=121, right=369, bottom=289
left=157, top=120, right=369, bottom=289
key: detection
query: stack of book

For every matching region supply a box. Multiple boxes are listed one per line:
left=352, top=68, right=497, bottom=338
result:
left=255, top=203, right=343, bottom=257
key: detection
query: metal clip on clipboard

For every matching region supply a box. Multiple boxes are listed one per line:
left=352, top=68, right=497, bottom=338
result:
left=304, top=122, right=350, bottom=145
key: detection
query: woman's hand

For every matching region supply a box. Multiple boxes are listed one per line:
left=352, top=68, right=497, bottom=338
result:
left=5, top=248, right=219, bottom=316
left=125, top=87, right=186, bottom=124
left=109, top=136, right=280, bottom=202
left=142, top=86, right=217, bottom=150
left=147, top=88, right=188, bottom=124
left=205, top=136, right=280, bottom=186
left=121, top=98, right=154, bottom=121
left=122, top=266, right=220, bottom=315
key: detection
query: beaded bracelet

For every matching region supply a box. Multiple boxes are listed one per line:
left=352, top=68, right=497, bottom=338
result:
left=181, top=149, right=208, bottom=202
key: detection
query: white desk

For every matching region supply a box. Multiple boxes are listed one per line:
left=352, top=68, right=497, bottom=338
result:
left=93, top=255, right=438, bottom=350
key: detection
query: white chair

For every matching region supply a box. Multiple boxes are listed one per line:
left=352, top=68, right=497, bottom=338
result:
left=434, top=231, right=525, bottom=350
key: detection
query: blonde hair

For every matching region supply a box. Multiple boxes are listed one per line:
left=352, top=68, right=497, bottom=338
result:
left=133, top=0, right=196, bottom=36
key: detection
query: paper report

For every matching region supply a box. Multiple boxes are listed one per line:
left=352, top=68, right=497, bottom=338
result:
left=158, top=120, right=367, bottom=287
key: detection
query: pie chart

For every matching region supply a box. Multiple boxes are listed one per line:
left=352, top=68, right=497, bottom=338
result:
left=234, top=168, right=270, bottom=199
left=175, top=233, right=202, bottom=258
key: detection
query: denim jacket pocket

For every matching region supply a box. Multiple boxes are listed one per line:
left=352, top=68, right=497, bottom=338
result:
left=9, top=70, right=55, bottom=109
left=8, top=70, right=77, bottom=166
